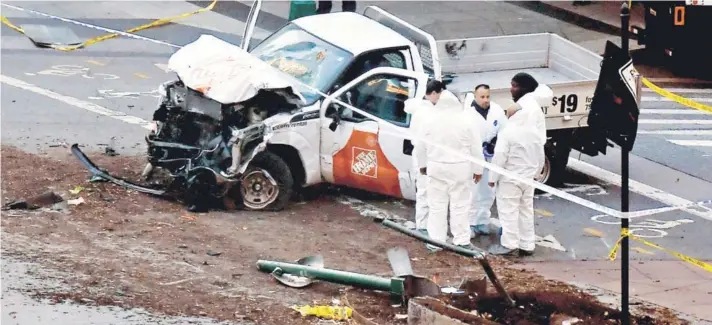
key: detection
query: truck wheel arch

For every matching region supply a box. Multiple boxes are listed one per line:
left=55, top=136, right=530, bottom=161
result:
left=267, top=144, right=306, bottom=189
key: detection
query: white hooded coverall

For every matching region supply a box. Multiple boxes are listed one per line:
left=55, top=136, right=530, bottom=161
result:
left=405, top=98, right=435, bottom=230
left=415, top=90, right=484, bottom=246
left=489, top=89, right=548, bottom=252
left=462, top=93, right=508, bottom=228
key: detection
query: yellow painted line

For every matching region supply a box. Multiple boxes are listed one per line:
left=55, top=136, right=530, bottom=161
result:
left=583, top=228, right=605, bottom=238
left=1, top=0, right=216, bottom=51
left=134, top=73, right=150, bottom=79
left=535, top=209, right=554, bottom=218
left=632, top=247, right=655, bottom=255
left=87, top=60, right=105, bottom=66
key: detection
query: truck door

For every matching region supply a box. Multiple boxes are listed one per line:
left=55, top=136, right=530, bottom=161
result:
left=319, top=67, right=427, bottom=200
left=240, top=0, right=263, bottom=51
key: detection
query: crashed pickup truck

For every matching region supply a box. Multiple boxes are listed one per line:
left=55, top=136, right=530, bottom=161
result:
left=73, top=1, right=616, bottom=212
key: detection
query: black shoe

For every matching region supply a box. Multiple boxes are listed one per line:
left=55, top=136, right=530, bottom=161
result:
left=518, top=249, right=534, bottom=257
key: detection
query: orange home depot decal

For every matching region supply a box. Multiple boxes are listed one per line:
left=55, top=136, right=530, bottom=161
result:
left=333, top=129, right=403, bottom=198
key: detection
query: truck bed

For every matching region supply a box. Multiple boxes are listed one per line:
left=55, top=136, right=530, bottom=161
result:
left=446, top=67, right=574, bottom=94
left=435, top=33, right=603, bottom=130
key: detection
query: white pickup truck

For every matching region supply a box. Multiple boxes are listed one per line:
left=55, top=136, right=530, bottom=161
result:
left=137, top=0, right=608, bottom=211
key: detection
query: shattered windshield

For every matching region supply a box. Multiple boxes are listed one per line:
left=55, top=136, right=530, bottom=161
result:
left=250, top=23, right=353, bottom=105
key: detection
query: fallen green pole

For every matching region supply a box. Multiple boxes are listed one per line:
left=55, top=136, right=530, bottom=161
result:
left=256, top=260, right=400, bottom=294
left=381, top=219, right=515, bottom=307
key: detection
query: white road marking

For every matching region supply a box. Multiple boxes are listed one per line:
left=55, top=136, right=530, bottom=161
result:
left=0, top=75, right=153, bottom=130
left=568, top=157, right=712, bottom=221
left=0, top=3, right=181, bottom=49
left=640, top=109, right=709, bottom=115
left=643, top=87, right=712, bottom=94
left=641, top=96, right=712, bottom=103
left=639, top=119, right=712, bottom=125
left=637, top=130, right=712, bottom=135
left=154, top=63, right=171, bottom=73
left=535, top=234, right=566, bottom=251
left=668, top=140, right=712, bottom=147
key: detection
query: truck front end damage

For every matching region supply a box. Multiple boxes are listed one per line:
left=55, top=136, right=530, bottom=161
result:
left=73, top=35, right=307, bottom=212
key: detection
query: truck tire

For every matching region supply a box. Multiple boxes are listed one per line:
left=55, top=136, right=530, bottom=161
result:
left=535, top=142, right=570, bottom=191
left=237, top=151, right=294, bottom=211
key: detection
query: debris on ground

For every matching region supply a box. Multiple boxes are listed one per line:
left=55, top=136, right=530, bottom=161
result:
left=2, top=191, right=64, bottom=210
left=292, top=305, right=353, bottom=320
left=0, top=145, right=690, bottom=325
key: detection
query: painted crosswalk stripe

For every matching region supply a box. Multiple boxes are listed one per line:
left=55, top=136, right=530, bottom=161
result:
left=642, top=96, right=712, bottom=103
left=668, top=140, right=712, bottom=147
left=639, top=119, right=712, bottom=125
left=641, top=109, right=709, bottom=115
left=643, top=87, right=712, bottom=94
left=638, top=130, right=712, bottom=135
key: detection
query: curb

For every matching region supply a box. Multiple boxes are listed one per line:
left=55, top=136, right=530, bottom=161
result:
left=506, top=1, right=638, bottom=40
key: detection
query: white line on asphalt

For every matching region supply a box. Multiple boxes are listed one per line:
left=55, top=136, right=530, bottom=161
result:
left=643, top=87, right=712, bottom=94
left=639, top=119, right=712, bottom=125
left=668, top=140, right=712, bottom=147
left=567, top=158, right=712, bottom=221
left=0, top=3, right=181, bottom=49
left=0, top=75, right=153, bottom=130
left=638, top=130, right=712, bottom=135
left=640, top=109, right=709, bottom=115
left=642, top=96, right=712, bottom=103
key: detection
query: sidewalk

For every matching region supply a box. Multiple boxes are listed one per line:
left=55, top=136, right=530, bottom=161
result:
left=520, top=260, right=712, bottom=322
left=537, top=1, right=646, bottom=34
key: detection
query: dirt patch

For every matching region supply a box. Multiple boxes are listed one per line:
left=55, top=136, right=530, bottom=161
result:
left=1, top=145, right=689, bottom=325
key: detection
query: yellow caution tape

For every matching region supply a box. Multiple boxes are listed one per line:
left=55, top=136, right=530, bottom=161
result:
left=641, top=77, right=712, bottom=114
left=609, top=228, right=712, bottom=273
left=1, top=15, right=24, bottom=33
left=1, top=0, right=216, bottom=51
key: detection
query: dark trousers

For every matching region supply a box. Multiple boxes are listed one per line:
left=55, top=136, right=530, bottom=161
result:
left=317, top=1, right=356, bottom=14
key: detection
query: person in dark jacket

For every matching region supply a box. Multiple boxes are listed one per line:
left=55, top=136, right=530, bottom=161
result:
left=316, top=1, right=356, bottom=14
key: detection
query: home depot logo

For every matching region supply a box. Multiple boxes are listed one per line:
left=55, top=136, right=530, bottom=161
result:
left=351, top=147, right=378, bottom=178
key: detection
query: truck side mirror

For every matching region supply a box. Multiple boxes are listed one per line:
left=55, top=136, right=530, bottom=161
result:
left=329, top=105, right=344, bottom=132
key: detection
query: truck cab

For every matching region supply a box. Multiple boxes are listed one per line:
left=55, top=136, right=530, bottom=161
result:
left=147, top=0, right=610, bottom=211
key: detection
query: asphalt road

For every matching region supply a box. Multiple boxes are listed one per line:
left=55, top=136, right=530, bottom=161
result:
left=1, top=1, right=711, bottom=319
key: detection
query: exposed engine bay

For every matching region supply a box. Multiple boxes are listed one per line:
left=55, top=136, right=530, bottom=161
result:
left=73, top=79, right=303, bottom=212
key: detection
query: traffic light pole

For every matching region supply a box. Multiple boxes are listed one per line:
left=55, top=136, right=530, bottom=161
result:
left=620, top=3, right=631, bottom=325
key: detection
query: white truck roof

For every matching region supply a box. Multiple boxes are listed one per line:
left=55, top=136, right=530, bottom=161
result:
left=292, top=12, right=412, bottom=55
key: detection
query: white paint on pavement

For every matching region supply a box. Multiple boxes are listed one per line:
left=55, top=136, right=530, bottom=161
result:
left=643, top=87, right=712, bottom=94
left=154, top=63, right=171, bottom=73
left=536, top=183, right=608, bottom=199
left=668, top=140, right=712, bottom=147
left=641, top=96, right=712, bottom=103
left=590, top=214, right=694, bottom=238
left=640, top=109, right=708, bottom=115
left=639, top=119, right=712, bottom=125
left=0, top=75, right=153, bottom=130
left=535, top=235, right=566, bottom=252
left=637, top=130, right=712, bottom=135
left=568, top=157, right=712, bottom=221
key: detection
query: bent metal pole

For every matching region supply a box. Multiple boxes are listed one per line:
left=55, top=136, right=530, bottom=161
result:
left=380, top=218, right=515, bottom=307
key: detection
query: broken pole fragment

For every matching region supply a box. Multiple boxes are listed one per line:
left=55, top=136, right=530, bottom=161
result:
left=379, top=219, right=516, bottom=307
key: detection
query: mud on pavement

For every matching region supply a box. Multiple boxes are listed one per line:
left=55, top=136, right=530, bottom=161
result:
left=0, top=145, right=689, bottom=324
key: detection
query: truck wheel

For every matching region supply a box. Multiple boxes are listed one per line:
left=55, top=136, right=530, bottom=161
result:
left=238, top=151, right=294, bottom=211
left=535, top=144, right=570, bottom=191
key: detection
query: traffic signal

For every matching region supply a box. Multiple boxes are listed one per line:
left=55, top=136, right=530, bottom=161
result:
left=587, top=40, right=641, bottom=152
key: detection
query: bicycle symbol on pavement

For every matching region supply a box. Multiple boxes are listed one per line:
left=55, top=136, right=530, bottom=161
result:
left=590, top=214, right=694, bottom=238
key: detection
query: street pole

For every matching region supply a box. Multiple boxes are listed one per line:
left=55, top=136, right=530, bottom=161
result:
left=620, top=2, right=631, bottom=325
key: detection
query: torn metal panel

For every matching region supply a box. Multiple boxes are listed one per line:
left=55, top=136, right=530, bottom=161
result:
left=19, top=24, right=81, bottom=48
left=71, top=144, right=167, bottom=196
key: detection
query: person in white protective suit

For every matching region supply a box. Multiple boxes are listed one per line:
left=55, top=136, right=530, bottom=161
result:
left=463, top=84, right=508, bottom=237
left=487, top=72, right=550, bottom=256
left=415, top=83, right=484, bottom=252
left=404, top=79, right=443, bottom=236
